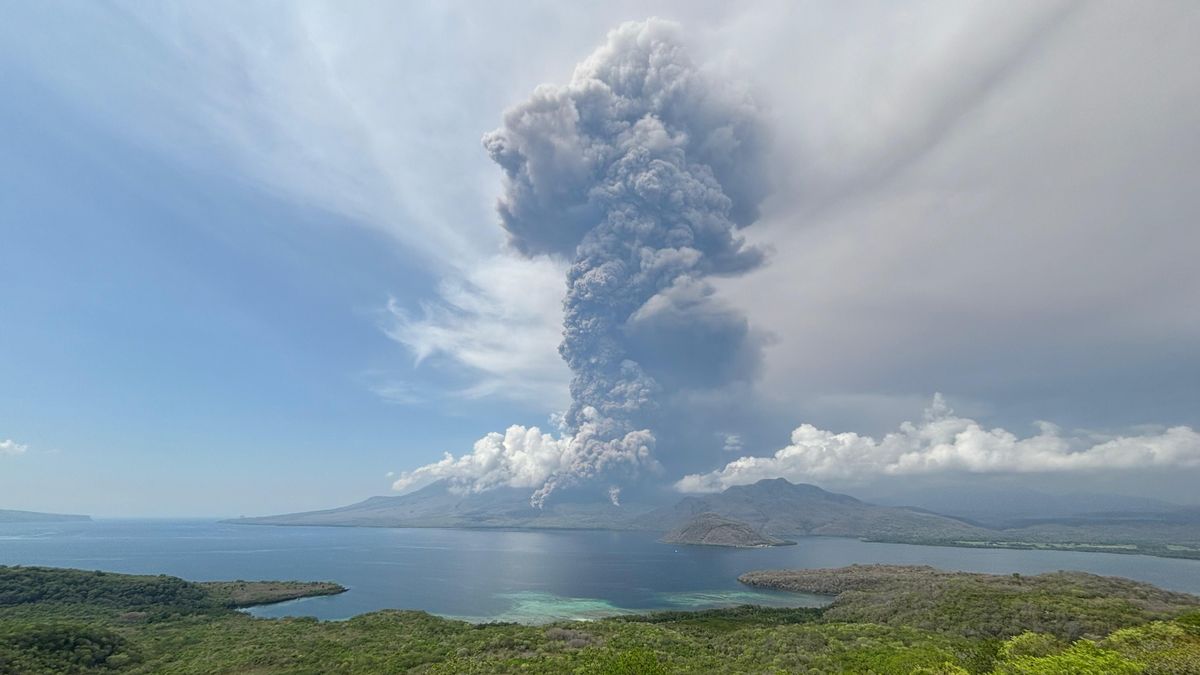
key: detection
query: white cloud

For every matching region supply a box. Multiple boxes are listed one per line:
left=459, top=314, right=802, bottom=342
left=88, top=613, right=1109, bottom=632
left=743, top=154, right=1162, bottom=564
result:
left=392, top=408, right=657, bottom=506
left=676, top=394, right=1200, bottom=493
left=721, top=434, right=743, bottom=453
left=393, top=424, right=570, bottom=494
left=365, top=380, right=425, bottom=406
left=384, top=253, right=569, bottom=408
left=607, top=485, right=622, bottom=506
left=0, top=439, right=28, bottom=457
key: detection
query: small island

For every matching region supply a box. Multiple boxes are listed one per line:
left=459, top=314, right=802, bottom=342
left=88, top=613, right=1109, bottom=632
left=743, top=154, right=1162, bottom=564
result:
left=662, top=512, right=795, bottom=548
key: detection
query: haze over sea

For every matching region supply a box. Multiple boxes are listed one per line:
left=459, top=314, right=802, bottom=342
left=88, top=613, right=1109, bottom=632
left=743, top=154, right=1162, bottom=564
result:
left=3, top=520, right=1199, bottom=623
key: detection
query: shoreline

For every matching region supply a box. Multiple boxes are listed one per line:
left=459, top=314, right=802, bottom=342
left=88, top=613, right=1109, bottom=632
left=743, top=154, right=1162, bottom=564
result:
left=224, top=518, right=1200, bottom=562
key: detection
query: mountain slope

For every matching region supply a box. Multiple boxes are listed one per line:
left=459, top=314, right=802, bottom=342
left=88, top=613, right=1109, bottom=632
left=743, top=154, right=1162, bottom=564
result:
left=230, top=481, right=653, bottom=530
left=0, top=509, right=90, bottom=523
left=662, top=513, right=794, bottom=547
left=642, top=479, right=987, bottom=541
left=235, top=478, right=985, bottom=543
left=867, top=484, right=1179, bottom=528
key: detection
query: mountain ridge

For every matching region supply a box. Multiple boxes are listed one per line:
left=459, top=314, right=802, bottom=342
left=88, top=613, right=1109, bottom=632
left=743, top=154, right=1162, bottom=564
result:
left=230, top=478, right=985, bottom=544
left=227, top=479, right=1200, bottom=558
left=0, top=509, right=91, bottom=523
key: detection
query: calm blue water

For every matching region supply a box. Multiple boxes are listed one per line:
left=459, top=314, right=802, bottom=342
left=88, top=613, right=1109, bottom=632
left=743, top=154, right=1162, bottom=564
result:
left=2, top=520, right=1198, bottom=623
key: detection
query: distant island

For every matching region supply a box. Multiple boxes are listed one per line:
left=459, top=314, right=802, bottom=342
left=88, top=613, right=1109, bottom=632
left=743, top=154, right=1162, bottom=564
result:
left=2, top=563, right=1198, bottom=672
left=228, top=477, right=984, bottom=542
left=231, top=477, right=1200, bottom=560
left=662, top=512, right=795, bottom=548
left=0, top=509, right=90, bottom=523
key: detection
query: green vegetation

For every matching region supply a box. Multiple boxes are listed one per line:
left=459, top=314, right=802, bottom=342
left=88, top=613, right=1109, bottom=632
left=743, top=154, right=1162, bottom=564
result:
left=740, top=564, right=1200, bottom=640
left=199, top=581, right=346, bottom=608
left=882, top=537, right=1200, bottom=561
left=2, top=564, right=1199, bottom=673
left=660, top=512, right=795, bottom=548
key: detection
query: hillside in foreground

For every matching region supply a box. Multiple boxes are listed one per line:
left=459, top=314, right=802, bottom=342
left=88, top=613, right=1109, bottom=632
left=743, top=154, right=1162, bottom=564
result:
left=2, top=564, right=1199, bottom=673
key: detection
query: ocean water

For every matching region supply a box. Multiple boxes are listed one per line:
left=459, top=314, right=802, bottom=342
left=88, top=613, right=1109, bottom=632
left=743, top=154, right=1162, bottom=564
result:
left=2, top=519, right=1198, bottom=623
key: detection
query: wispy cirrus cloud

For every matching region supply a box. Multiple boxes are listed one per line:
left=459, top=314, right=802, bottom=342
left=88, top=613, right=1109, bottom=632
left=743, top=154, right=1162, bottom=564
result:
left=383, top=253, right=569, bottom=408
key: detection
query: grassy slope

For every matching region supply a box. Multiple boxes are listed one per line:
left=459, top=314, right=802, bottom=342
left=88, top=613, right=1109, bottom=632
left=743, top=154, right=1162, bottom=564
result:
left=2, top=565, right=1199, bottom=673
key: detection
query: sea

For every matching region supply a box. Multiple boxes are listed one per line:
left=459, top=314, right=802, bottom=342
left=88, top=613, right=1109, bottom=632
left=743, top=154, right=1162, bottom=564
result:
left=2, top=519, right=1198, bottom=623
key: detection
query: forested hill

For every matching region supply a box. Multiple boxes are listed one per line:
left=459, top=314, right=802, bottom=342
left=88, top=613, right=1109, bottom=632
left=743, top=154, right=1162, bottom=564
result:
left=740, top=564, right=1200, bottom=639
left=661, top=513, right=794, bottom=547
left=2, top=564, right=1200, bottom=673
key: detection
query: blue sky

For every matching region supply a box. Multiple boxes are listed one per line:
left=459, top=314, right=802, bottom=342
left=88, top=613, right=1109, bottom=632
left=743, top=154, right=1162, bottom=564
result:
left=0, top=3, right=552, bottom=514
left=3, top=1, right=1199, bottom=515
left=1, top=63, right=533, bottom=515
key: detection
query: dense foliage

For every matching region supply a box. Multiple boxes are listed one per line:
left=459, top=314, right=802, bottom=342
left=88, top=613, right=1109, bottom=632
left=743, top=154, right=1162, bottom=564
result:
left=1, top=565, right=1198, bottom=673
left=742, top=564, right=1200, bottom=639
left=0, top=567, right=211, bottom=616
left=199, top=581, right=346, bottom=608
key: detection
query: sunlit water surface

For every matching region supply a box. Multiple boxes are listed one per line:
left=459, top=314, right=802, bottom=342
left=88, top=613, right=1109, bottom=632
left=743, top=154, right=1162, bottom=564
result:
left=2, top=520, right=1198, bottom=623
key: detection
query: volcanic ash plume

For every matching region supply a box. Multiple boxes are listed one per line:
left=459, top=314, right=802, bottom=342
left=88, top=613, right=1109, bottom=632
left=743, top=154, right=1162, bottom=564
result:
left=395, top=19, right=769, bottom=506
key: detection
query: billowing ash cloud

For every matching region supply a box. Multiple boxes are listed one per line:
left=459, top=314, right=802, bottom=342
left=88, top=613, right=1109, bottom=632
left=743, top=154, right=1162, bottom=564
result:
left=393, top=19, right=769, bottom=505
left=676, top=394, right=1200, bottom=493
left=0, top=439, right=27, bottom=457
left=484, top=18, right=768, bottom=435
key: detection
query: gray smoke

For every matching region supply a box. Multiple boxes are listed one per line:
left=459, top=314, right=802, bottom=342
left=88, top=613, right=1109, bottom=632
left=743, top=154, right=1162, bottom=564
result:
left=482, top=19, right=769, bottom=505
left=395, top=19, right=770, bottom=506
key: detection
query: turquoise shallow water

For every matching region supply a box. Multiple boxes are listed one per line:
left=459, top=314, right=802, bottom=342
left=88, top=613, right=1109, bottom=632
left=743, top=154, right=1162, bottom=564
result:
left=2, top=520, right=1198, bottom=623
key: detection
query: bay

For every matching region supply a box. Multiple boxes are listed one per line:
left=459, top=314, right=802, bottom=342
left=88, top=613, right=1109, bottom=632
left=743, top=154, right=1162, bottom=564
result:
left=2, top=519, right=1198, bottom=623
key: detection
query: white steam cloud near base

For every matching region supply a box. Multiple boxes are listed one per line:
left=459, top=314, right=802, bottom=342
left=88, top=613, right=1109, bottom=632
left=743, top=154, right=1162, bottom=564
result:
left=391, top=408, right=657, bottom=507
left=676, top=394, right=1200, bottom=493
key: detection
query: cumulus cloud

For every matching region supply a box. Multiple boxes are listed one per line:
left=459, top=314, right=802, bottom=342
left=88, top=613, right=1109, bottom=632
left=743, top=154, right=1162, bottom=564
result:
left=676, top=394, right=1200, bottom=493
left=0, top=439, right=27, bottom=457
left=391, top=409, right=657, bottom=503
left=721, top=433, right=743, bottom=454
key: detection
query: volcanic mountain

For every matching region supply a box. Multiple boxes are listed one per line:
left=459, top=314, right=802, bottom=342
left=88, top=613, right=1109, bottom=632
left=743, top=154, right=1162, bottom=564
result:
left=231, top=478, right=984, bottom=543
